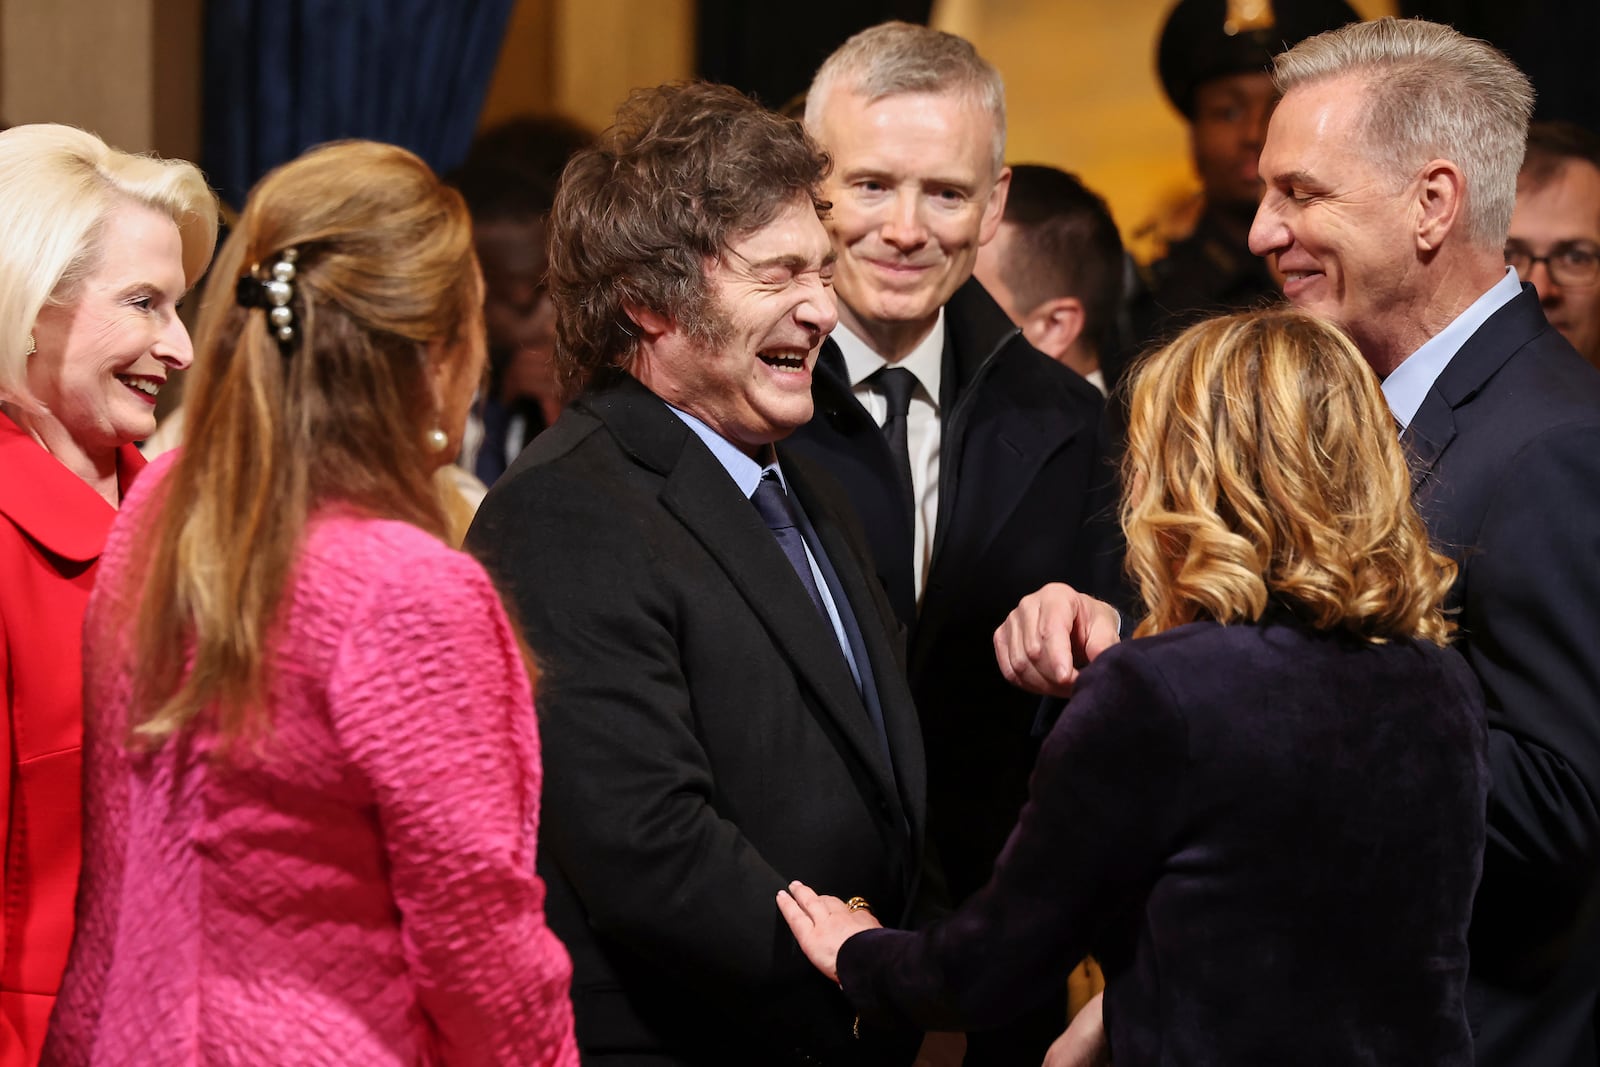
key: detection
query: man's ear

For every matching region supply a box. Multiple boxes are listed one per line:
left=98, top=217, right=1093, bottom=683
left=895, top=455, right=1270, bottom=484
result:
left=622, top=302, right=671, bottom=341
left=978, top=166, right=1013, bottom=247
left=1023, top=296, right=1086, bottom=363
left=1415, top=159, right=1467, bottom=253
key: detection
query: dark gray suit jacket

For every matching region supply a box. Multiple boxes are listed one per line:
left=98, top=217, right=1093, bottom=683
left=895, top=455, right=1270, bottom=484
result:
left=467, top=375, right=931, bottom=1066
left=1405, top=284, right=1600, bottom=1067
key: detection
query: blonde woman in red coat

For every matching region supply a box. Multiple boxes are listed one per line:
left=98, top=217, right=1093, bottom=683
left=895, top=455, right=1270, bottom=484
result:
left=0, top=124, right=216, bottom=1065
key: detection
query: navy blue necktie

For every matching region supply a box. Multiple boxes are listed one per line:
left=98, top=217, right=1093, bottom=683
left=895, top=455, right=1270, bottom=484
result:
left=871, top=366, right=917, bottom=518
left=752, top=473, right=827, bottom=617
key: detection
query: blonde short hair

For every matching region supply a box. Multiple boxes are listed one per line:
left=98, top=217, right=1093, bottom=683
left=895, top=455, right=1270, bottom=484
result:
left=1124, top=309, right=1456, bottom=645
left=1274, top=18, right=1532, bottom=248
left=0, top=123, right=218, bottom=403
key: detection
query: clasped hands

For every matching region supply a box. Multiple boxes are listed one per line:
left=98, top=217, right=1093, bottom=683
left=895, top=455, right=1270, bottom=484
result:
left=778, top=582, right=1118, bottom=1065
left=779, top=582, right=1120, bottom=979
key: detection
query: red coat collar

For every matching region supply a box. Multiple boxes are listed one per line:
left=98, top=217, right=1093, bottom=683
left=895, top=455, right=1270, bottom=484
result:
left=0, top=410, right=146, bottom=562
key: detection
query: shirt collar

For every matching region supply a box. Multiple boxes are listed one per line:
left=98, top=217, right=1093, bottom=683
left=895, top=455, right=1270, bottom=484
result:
left=666, top=404, right=771, bottom=498
left=1383, top=267, right=1521, bottom=428
left=831, top=309, right=945, bottom=410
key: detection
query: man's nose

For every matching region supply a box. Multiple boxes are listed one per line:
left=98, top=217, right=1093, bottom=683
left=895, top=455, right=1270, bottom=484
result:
left=799, top=277, right=839, bottom=338
left=1525, top=259, right=1562, bottom=304
left=880, top=191, right=929, bottom=251
left=1247, top=198, right=1285, bottom=258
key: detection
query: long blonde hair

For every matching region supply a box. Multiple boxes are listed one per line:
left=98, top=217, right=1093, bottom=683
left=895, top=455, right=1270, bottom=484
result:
left=1123, top=309, right=1455, bottom=644
left=128, top=140, right=478, bottom=744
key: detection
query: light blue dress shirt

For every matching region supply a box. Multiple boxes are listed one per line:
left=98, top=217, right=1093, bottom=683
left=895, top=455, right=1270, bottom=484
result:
left=1383, top=268, right=1522, bottom=428
left=666, top=406, right=864, bottom=692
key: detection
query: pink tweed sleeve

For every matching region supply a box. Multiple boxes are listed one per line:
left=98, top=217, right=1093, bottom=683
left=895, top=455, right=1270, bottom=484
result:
left=326, top=550, right=577, bottom=1067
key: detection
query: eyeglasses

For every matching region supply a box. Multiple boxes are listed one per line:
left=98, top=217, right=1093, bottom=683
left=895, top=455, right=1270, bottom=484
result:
left=1504, top=241, right=1600, bottom=288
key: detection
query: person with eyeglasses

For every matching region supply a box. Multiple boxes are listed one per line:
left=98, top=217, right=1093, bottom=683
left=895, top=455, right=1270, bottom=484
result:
left=1507, top=121, right=1600, bottom=368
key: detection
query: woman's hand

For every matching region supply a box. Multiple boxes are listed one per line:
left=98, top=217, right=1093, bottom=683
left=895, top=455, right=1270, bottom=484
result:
left=1043, top=991, right=1110, bottom=1067
left=776, top=880, right=882, bottom=984
left=994, top=583, right=1121, bottom=697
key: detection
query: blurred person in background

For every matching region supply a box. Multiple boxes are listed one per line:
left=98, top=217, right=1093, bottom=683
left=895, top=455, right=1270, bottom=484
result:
left=451, top=114, right=595, bottom=489
left=448, top=160, right=563, bottom=488
left=41, top=140, right=577, bottom=1067
left=1120, top=0, right=1358, bottom=382
left=1506, top=120, right=1600, bottom=367
left=0, top=123, right=216, bottom=1066
left=782, top=309, right=1488, bottom=1067
left=972, top=164, right=1125, bottom=395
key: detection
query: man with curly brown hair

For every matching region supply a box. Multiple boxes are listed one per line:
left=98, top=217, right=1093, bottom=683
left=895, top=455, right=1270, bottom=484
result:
left=467, top=82, right=934, bottom=1066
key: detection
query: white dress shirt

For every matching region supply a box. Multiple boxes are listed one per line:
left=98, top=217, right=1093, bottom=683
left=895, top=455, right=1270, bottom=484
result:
left=831, top=313, right=944, bottom=605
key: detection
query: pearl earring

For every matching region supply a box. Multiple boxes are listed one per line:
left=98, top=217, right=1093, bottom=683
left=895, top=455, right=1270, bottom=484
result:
left=24, top=334, right=35, bottom=356
left=424, top=428, right=450, bottom=453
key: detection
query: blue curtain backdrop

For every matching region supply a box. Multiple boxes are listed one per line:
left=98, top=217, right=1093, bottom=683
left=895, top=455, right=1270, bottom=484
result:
left=203, top=0, right=516, bottom=211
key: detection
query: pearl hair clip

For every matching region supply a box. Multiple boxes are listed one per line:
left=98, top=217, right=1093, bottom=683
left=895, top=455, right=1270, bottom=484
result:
left=235, top=247, right=301, bottom=353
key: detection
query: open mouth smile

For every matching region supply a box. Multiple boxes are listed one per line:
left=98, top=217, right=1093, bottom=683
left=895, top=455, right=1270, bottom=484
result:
left=116, top=374, right=163, bottom=403
left=758, top=350, right=809, bottom=373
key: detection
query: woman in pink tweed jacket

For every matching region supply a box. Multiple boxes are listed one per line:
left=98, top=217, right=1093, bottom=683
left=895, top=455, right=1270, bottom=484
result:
left=41, top=142, right=578, bottom=1067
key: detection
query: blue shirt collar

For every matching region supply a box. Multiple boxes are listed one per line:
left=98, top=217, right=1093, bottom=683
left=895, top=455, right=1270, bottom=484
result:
left=666, top=405, right=786, bottom=497
left=1383, top=267, right=1521, bottom=428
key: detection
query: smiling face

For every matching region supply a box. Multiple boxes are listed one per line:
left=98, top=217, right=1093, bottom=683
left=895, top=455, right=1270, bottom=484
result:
left=1249, top=77, right=1421, bottom=372
left=811, top=86, right=1008, bottom=360
left=1507, top=159, right=1600, bottom=365
left=27, top=200, right=192, bottom=459
left=633, top=195, right=838, bottom=456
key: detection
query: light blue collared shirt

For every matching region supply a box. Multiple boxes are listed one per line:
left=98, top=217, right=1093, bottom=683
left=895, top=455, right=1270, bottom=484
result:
left=666, top=405, right=863, bottom=692
left=1383, top=268, right=1521, bottom=428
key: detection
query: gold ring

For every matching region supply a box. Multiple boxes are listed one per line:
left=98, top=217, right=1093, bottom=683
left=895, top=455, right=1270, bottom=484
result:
left=846, top=896, right=872, bottom=913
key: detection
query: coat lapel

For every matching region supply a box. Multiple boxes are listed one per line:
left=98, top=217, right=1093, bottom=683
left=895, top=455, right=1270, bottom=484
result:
left=801, top=342, right=919, bottom=624
left=584, top=380, right=895, bottom=790
left=1403, top=285, right=1547, bottom=496
left=1403, top=389, right=1457, bottom=496
left=931, top=281, right=1091, bottom=577
left=784, top=455, right=921, bottom=840
left=0, top=412, right=143, bottom=562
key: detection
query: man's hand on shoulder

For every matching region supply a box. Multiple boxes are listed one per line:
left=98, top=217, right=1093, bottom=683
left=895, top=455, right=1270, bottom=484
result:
left=993, top=583, right=1122, bottom=697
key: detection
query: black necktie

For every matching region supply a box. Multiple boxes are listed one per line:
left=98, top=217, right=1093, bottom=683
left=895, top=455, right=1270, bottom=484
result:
left=752, top=472, right=827, bottom=617
left=871, top=366, right=917, bottom=518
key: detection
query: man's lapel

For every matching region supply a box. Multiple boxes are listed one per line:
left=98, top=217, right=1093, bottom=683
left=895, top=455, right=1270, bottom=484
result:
left=930, top=280, right=1095, bottom=583
left=585, top=379, right=893, bottom=789
left=1402, top=285, right=1547, bottom=495
left=785, top=455, right=920, bottom=839
left=1403, top=389, right=1457, bottom=496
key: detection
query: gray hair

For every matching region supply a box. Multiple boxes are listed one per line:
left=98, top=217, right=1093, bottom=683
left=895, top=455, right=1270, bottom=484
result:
left=0, top=124, right=218, bottom=405
left=1273, top=18, right=1533, bottom=249
left=805, top=20, right=1006, bottom=176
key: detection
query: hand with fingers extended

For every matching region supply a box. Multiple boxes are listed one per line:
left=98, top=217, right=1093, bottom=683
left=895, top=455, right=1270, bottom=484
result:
left=993, top=583, right=1122, bottom=697
left=776, top=880, right=883, bottom=984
